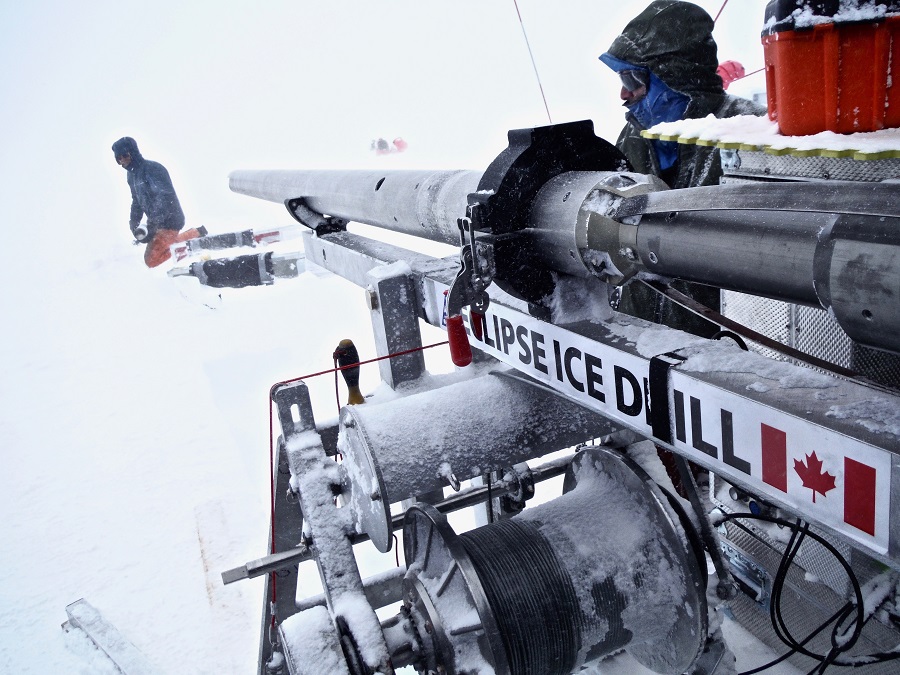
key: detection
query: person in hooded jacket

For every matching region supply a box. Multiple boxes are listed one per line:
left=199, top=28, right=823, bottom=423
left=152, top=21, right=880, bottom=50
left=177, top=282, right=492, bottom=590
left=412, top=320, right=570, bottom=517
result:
left=111, top=137, right=205, bottom=268
left=599, top=0, right=766, bottom=337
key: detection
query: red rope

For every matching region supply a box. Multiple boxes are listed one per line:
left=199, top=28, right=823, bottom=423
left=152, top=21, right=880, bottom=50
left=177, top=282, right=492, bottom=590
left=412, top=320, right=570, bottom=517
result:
left=333, top=359, right=341, bottom=415
left=735, top=66, right=765, bottom=81
left=265, top=339, right=450, bottom=619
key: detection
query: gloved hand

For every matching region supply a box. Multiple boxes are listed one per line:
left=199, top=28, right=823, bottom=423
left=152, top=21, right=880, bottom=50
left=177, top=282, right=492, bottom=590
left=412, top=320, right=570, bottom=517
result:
left=131, top=222, right=149, bottom=243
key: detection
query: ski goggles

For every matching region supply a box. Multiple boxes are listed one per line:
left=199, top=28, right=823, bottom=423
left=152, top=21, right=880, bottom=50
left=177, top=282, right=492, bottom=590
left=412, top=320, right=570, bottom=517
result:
left=619, top=69, right=650, bottom=92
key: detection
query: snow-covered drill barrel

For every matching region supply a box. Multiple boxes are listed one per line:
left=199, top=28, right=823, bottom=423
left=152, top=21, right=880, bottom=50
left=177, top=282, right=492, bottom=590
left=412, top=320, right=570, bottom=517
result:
left=229, top=168, right=482, bottom=246
left=230, top=121, right=900, bottom=354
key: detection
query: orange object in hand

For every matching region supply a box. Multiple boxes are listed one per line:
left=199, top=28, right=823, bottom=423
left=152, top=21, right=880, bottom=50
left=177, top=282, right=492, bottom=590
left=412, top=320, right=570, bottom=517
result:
left=144, top=227, right=204, bottom=268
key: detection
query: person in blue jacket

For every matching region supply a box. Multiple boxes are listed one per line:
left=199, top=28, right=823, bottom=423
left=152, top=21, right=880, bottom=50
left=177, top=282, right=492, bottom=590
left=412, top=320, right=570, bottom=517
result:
left=111, top=137, right=204, bottom=267
left=600, top=0, right=765, bottom=190
left=599, top=0, right=765, bottom=336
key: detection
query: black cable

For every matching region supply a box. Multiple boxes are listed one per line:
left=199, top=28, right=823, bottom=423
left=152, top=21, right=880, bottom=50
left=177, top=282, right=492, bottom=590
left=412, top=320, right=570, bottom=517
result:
left=744, top=515, right=863, bottom=665
left=739, top=605, right=851, bottom=675
left=726, top=511, right=865, bottom=663
left=721, top=513, right=869, bottom=672
left=770, top=520, right=808, bottom=653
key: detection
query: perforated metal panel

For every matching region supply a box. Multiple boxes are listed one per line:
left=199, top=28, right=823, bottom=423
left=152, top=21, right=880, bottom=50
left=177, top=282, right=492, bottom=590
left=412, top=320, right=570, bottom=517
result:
left=734, top=151, right=900, bottom=183
left=720, top=291, right=792, bottom=361
left=714, top=150, right=900, bottom=668
left=713, top=478, right=900, bottom=674
left=721, top=291, right=900, bottom=389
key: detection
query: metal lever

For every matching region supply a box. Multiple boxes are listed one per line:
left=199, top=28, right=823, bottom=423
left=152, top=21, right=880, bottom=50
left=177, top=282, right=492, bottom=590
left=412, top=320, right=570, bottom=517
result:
left=447, top=209, right=490, bottom=317
left=445, top=206, right=492, bottom=365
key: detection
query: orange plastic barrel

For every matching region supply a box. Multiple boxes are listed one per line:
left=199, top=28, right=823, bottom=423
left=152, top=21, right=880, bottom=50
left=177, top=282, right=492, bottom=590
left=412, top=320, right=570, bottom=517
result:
left=763, top=15, right=900, bottom=136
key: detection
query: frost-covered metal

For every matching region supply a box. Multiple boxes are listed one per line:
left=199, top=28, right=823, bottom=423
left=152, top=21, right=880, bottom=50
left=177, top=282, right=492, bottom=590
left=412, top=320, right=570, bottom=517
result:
left=224, top=121, right=900, bottom=675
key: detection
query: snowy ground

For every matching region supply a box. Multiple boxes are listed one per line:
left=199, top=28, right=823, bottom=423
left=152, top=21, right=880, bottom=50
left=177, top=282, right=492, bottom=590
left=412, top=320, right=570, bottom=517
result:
left=0, top=234, right=390, bottom=673
left=0, top=225, right=804, bottom=674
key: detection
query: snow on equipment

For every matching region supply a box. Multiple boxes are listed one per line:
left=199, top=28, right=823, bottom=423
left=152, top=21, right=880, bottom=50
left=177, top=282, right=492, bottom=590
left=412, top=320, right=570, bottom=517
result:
left=399, top=446, right=707, bottom=675
left=167, top=223, right=307, bottom=287
left=230, top=122, right=900, bottom=355
left=220, top=110, right=900, bottom=675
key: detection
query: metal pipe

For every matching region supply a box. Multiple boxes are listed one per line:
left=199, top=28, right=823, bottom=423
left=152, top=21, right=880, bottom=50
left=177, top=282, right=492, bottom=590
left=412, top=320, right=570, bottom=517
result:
left=231, top=157, right=900, bottom=353
left=526, top=172, right=900, bottom=353
left=221, top=453, right=574, bottom=585
left=229, top=169, right=483, bottom=246
left=626, top=183, right=900, bottom=353
left=296, top=566, right=407, bottom=613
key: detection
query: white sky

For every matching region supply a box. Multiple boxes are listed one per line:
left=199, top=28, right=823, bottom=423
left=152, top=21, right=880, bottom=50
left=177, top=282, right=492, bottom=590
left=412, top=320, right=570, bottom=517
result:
left=0, top=0, right=769, bottom=267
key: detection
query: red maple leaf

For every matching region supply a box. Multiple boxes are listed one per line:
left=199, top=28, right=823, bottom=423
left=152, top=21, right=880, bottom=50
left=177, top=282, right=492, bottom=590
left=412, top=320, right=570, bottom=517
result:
left=794, top=451, right=836, bottom=503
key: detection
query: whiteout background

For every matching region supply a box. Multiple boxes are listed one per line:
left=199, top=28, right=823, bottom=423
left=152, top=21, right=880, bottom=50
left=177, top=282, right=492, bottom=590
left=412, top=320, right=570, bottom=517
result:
left=0, top=1, right=795, bottom=672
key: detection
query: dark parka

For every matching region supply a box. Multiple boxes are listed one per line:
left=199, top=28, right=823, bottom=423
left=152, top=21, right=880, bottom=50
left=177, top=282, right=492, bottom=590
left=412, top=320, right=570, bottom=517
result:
left=605, top=0, right=766, bottom=189
left=602, top=0, right=766, bottom=336
left=111, top=137, right=185, bottom=242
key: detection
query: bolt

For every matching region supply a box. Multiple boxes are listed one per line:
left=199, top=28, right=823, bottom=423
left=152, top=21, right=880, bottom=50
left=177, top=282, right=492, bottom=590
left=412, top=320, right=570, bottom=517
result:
left=371, top=490, right=382, bottom=501
left=425, top=620, right=434, bottom=634
left=366, top=288, right=379, bottom=310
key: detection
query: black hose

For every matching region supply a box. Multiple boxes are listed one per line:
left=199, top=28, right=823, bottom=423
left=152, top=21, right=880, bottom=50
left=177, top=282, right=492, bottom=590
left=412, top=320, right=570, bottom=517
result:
left=723, top=513, right=869, bottom=674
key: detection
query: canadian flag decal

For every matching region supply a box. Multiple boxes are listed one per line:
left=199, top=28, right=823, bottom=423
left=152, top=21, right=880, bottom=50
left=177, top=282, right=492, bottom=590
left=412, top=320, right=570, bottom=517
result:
left=760, top=424, right=877, bottom=537
left=844, top=458, right=877, bottom=536
left=794, top=452, right=836, bottom=503
left=761, top=424, right=787, bottom=491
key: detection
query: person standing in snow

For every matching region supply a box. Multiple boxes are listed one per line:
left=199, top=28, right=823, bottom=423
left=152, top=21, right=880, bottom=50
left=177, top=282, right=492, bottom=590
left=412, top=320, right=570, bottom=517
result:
left=599, top=0, right=765, bottom=337
left=111, top=137, right=205, bottom=268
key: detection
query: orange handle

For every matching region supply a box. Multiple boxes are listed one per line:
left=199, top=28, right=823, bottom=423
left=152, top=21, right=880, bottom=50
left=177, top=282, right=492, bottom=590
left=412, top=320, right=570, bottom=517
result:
left=447, top=314, right=473, bottom=367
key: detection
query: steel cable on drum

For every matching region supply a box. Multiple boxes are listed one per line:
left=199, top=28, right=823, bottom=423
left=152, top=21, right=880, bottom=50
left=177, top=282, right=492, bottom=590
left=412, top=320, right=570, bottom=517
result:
left=458, top=518, right=583, bottom=675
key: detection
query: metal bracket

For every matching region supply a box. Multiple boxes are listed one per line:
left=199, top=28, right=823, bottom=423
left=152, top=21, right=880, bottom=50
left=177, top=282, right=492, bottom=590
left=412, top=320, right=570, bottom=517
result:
left=446, top=205, right=491, bottom=319
left=285, top=197, right=347, bottom=235
left=498, top=462, right=535, bottom=515
left=720, top=541, right=772, bottom=609
left=469, top=119, right=628, bottom=235
left=462, top=120, right=629, bottom=307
